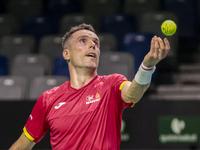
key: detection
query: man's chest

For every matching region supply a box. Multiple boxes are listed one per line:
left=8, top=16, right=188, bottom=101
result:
left=46, top=84, right=114, bottom=137
left=46, top=82, right=112, bottom=122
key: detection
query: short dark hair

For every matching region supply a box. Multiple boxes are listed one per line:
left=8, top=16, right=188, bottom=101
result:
left=62, top=23, right=96, bottom=49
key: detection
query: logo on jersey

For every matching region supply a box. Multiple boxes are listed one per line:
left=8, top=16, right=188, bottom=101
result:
left=55, top=102, right=66, bottom=109
left=86, top=93, right=100, bottom=104
left=29, top=114, right=33, bottom=120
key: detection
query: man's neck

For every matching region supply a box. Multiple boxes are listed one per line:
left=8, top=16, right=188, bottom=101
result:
left=69, top=67, right=97, bottom=89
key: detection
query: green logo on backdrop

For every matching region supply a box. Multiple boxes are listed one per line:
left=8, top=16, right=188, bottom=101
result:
left=159, top=116, right=200, bottom=144
left=121, top=119, right=130, bottom=141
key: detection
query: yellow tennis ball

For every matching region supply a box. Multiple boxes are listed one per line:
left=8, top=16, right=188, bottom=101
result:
left=161, top=20, right=177, bottom=36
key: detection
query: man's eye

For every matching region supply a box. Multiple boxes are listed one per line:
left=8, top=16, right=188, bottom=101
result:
left=95, top=42, right=100, bottom=47
left=95, top=42, right=99, bottom=46
left=80, top=39, right=86, bottom=43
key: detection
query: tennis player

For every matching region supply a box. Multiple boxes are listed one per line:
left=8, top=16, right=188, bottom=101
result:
left=9, top=23, right=170, bottom=150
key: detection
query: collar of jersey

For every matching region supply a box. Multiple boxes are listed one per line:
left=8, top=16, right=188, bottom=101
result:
left=68, top=75, right=99, bottom=91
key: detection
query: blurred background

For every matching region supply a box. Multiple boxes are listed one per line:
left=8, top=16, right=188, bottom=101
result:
left=1, top=0, right=200, bottom=149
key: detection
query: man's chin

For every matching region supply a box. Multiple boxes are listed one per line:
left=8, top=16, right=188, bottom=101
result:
left=85, top=62, right=98, bottom=68
left=85, top=65, right=97, bottom=70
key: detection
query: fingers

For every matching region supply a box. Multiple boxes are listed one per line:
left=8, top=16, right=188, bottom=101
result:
left=151, top=35, right=170, bottom=59
left=150, top=36, right=155, bottom=53
left=158, top=37, right=165, bottom=59
left=164, top=38, right=170, bottom=51
left=150, top=36, right=159, bottom=55
left=154, top=36, right=159, bottom=58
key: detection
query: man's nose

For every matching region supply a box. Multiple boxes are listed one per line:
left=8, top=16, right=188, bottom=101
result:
left=89, top=40, right=95, bottom=49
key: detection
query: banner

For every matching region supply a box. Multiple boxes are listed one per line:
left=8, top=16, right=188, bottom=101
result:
left=159, top=116, right=200, bottom=144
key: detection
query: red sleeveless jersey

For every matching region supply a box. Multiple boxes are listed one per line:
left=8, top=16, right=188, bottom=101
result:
left=24, top=74, right=133, bottom=150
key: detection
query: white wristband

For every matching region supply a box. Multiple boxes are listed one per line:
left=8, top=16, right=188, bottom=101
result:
left=134, top=62, right=156, bottom=85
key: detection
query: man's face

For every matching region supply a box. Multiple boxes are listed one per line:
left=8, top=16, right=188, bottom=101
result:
left=65, top=29, right=100, bottom=70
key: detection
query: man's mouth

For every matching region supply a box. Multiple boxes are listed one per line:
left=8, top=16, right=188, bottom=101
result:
left=86, top=52, right=96, bottom=58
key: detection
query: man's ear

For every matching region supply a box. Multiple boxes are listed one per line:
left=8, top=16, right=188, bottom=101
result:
left=63, top=49, right=70, bottom=61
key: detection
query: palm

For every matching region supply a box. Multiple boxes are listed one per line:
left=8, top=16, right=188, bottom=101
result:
left=143, top=36, right=170, bottom=67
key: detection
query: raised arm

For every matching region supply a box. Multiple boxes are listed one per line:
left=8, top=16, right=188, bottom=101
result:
left=121, top=36, right=170, bottom=104
left=9, top=132, right=35, bottom=150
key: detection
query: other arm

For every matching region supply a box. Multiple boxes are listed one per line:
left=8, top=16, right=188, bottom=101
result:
left=121, top=36, right=170, bottom=103
left=9, top=132, right=35, bottom=150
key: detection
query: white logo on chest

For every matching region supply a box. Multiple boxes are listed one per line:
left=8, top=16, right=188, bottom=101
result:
left=55, top=102, right=66, bottom=109
left=86, top=93, right=101, bottom=104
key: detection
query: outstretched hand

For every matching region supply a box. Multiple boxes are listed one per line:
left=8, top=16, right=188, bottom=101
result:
left=143, top=35, right=170, bottom=67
